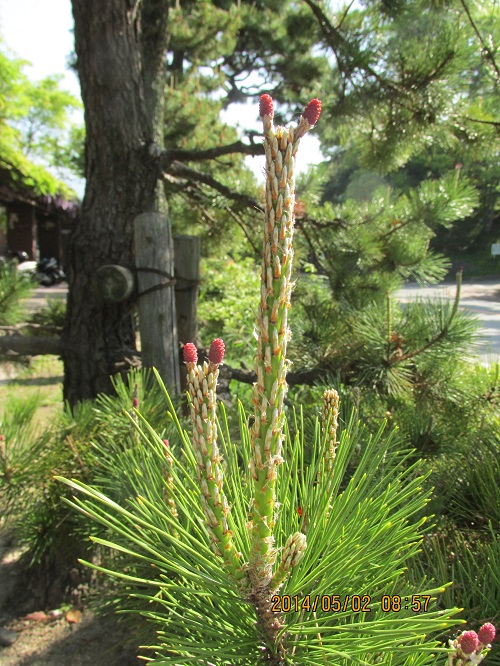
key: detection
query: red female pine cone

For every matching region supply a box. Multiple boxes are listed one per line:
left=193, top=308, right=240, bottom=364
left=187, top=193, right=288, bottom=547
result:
left=478, top=623, right=496, bottom=645
left=302, top=98, right=322, bottom=126
left=183, top=343, right=198, bottom=365
left=458, top=631, right=479, bottom=655
left=259, top=94, right=274, bottom=118
left=208, top=338, right=225, bottom=365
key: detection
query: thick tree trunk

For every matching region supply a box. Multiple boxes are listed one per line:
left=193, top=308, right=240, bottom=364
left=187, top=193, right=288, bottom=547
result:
left=64, top=0, right=177, bottom=406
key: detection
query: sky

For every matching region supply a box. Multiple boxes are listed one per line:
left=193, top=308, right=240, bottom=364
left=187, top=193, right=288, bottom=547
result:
left=0, top=0, right=80, bottom=98
left=0, top=0, right=323, bottom=196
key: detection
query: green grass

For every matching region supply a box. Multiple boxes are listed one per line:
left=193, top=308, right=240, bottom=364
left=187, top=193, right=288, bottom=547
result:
left=448, top=246, right=500, bottom=278
left=0, top=355, right=64, bottom=430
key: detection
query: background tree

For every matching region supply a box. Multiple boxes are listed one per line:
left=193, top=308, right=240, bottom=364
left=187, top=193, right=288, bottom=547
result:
left=290, top=0, right=499, bottom=259
left=0, top=40, right=80, bottom=199
left=63, top=0, right=318, bottom=406
left=40, top=0, right=499, bottom=405
left=156, top=0, right=499, bottom=288
left=63, top=0, right=176, bottom=406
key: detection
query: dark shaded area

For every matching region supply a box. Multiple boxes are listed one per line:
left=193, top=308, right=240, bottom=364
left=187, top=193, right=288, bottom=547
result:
left=0, top=530, right=142, bottom=665
left=0, top=375, right=64, bottom=387
left=11, top=615, right=141, bottom=666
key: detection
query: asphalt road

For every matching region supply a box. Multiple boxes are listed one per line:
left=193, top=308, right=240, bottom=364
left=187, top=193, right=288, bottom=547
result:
left=396, top=277, right=500, bottom=365
left=23, top=282, right=68, bottom=315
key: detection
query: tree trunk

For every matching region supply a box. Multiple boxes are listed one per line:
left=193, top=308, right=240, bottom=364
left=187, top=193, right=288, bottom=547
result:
left=64, top=0, right=177, bottom=406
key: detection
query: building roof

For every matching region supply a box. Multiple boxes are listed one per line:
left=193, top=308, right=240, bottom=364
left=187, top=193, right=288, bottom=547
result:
left=0, top=158, right=79, bottom=219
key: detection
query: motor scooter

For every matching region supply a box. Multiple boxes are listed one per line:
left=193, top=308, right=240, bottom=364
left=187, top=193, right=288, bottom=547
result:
left=9, top=251, right=38, bottom=278
left=36, top=257, right=66, bottom=286
left=6, top=251, right=65, bottom=286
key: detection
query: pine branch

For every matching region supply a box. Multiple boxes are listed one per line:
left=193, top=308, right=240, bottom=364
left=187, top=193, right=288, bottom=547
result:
left=337, top=0, right=356, bottom=30
left=157, top=140, right=265, bottom=170
left=162, top=161, right=263, bottom=211
left=392, top=270, right=463, bottom=365
left=466, top=116, right=500, bottom=129
left=459, top=0, right=500, bottom=83
left=295, top=215, right=343, bottom=230
left=224, top=206, right=261, bottom=255
left=219, top=362, right=331, bottom=388
left=303, top=0, right=403, bottom=95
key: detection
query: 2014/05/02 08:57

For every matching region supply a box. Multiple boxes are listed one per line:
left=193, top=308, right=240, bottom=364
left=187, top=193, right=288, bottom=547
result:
left=270, top=595, right=433, bottom=613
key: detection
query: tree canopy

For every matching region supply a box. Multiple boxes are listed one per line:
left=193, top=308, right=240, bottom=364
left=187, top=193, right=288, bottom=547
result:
left=0, top=41, right=81, bottom=199
left=150, top=0, right=499, bottom=259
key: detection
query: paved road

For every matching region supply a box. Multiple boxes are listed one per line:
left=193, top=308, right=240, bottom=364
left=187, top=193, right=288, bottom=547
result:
left=23, top=283, right=68, bottom=315
left=396, top=277, right=500, bottom=366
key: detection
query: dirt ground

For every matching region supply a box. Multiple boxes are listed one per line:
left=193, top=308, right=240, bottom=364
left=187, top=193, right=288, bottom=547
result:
left=0, top=531, right=142, bottom=665
left=0, top=286, right=145, bottom=665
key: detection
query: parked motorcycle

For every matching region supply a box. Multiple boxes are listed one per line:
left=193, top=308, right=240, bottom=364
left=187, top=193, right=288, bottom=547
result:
left=5, top=251, right=66, bottom=286
left=36, top=257, right=66, bottom=286
left=8, top=251, right=38, bottom=279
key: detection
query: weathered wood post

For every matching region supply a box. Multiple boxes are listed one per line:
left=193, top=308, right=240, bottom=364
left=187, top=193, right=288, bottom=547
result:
left=174, top=235, right=201, bottom=346
left=134, top=212, right=180, bottom=395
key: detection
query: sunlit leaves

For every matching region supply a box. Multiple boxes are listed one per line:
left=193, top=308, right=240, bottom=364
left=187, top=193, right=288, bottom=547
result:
left=0, top=40, right=81, bottom=197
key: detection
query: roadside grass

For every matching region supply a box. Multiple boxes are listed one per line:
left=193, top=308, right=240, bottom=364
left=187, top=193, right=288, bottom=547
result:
left=0, top=356, right=64, bottom=431
left=448, top=246, right=500, bottom=278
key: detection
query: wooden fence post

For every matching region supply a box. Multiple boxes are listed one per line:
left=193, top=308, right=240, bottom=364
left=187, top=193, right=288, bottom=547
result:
left=134, top=212, right=180, bottom=395
left=174, top=235, right=201, bottom=346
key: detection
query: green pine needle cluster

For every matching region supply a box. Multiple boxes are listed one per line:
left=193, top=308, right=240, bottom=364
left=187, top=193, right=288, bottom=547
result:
left=0, top=260, right=35, bottom=327
left=57, top=374, right=463, bottom=664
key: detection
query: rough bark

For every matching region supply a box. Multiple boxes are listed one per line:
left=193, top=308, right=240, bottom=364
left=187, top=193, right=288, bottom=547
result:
left=64, top=0, right=175, bottom=406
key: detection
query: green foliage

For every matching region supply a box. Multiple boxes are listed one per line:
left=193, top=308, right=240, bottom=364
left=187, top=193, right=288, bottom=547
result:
left=294, top=165, right=478, bottom=309
left=290, top=274, right=497, bottom=462
left=0, top=260, right=34, bottom=326
left=0, top=397, right=92, bottom=554
left=13, top=74, right=80, bottom=160
left=27, top=298, right=67, bottom=333
left=0, top=368, right=179, bottom=610
left=51, top=124, right=85, bottom=178
left=2, top=4, right=499, bottom=657
left=3, top=360, right=496, bottom=661
left=0, top=40, right=80, bottom=198
left=0, top=392, right=41, bottom=515
left=409, top=527, right=500, bottom=664
left=14, top=370, right=172, bottom=555
left=198, top=254, right=259, bottom=363
left=302, top=1, right=498, bottom=170
left=57, top=374, right=462, bottom=664
left=425, top=366, right=500, bottom=527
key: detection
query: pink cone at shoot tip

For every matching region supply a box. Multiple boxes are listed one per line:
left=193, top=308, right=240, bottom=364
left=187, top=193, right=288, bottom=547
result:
left=209, top=338, right=225, bottom=365
left=259, top=94, right=274, bottom=118
left=459, top=631, right=479, bottom=655
left=183, top=343, right=198, bottom=365
left=302, top=98, right=322, bottom=126
left=478, top=623, right=496, bottom=645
